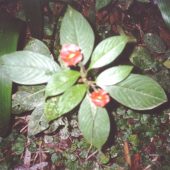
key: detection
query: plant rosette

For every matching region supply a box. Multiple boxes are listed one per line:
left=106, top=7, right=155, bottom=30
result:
left=0, top=6, right=167, bottom=149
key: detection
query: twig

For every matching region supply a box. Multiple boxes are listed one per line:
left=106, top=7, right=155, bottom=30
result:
left=123, top=140, right=132, bottom=168
left=86, top=150, right=98, bottom=161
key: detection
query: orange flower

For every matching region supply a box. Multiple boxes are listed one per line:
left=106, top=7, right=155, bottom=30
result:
left=60, top=44, right=83, bottom=66
left=90, top=89, right=110, bottom=107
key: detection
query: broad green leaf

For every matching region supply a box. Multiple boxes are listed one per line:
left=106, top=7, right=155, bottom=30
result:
left=96, top=65, right=133, bottom=86
left=57, top=84, right=87, bottom=114
left=89, top=35, right=128, bottom=69
left=28, top=102, right=49, bottom=136
left=60, top=6, right=95, bottom=65
left=0, top=12, right=25, bottom=136
left=0, top=51, right=60, bottom=85
left=0, top=13, right=25, bottom=57
left=45, top=70, right=80, bottom=98
left=24, top=38, right=52, bottom=58
left=144, top=33, right=166, bottom=53
left=157, top=0, right=170, bottom=31
left=12, top=89, right=44, bottom=115
left=78, top=95, right=110, bottom=149
left=105, top=74, right=167, bottom=110
left=45, top=84, right=87, bottom=121
left=96, top=0, right=113, bottom=10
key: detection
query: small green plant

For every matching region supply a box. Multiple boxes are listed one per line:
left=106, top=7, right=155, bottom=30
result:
left=0, top=6, right=167, bottom=149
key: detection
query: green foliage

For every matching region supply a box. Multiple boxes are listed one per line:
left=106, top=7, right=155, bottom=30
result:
left=0, top=5, right=168, bottom=151
left=78, top=95, right=110, bottom=149
left=0, top=12, right=25, bottom=136
left=0, top=74, right=12, bottom=136
left=114, top=106, right=170, bottom=168
left=96, top=65, right=133, bottom=86
left=89, top=35, right=128, bottom=69
left=0, top=51, right=60, bottom=85
left=28, top=102, right=49, bottom=136
left=0, top=1, right=170, bottom=169
left=157, top=0, right=170, bottom=31
left=97, top=152, right=110, bottom=164
left=12, top=88, right=44, bottom=114
left=105, top=74, right=167, bottom=110
left=0, top=13, right=25, bottom=57
left=45, top=70, right=80, bottom=98
left=45, top=84, right=87, bottom=121
left=12, top=135, right=26, bottom=155
left=60, top=6, right=95, bottom=65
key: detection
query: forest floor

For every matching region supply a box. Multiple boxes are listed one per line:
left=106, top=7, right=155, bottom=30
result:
left=0, top=0, right=170, bottom=170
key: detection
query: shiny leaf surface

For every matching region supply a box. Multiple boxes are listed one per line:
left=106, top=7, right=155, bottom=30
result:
left=96, top=65, right=133, bottom=86
left=45, top=84, right=87, bottom=121
left=89, top=35, right=128, bottom=69
left=45, top=70, right=80, bottom=98
left=60, top=6, right=95, bottom=65
left=105, top=74, right=167, bottom=110
left=0, top=51, right=60, bottom=85
left=78, top=95, right=110, bottom=149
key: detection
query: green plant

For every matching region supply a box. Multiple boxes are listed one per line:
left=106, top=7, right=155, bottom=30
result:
left=157, top=0, right=170, bottom=31
left=0, top=6, right=167, bottom=150
left=0, top=12, right=26, bottom=136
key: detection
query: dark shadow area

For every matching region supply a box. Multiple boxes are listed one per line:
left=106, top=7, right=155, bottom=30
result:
left=102, top=99, right=118, bottom=150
